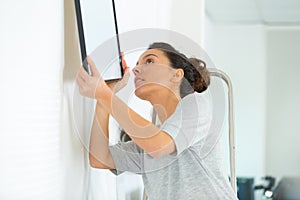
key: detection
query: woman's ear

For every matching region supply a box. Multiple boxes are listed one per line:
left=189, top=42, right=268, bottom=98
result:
left=171, top=68, right=184, bottom=83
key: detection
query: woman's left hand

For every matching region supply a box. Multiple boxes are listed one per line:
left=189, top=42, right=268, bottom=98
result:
left=76, top=57, right=109, bottom=100
left=106, top=52, right=130, bottom=93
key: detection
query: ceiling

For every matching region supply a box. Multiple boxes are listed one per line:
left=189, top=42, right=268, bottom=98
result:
left=205, top=0, right=300, bottom=25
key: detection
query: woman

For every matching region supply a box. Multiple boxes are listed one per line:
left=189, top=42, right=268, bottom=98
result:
left=76, top=43, right=237, bottom=199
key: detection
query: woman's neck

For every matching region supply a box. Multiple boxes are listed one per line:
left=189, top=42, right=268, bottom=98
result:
left=149, top=90, right=181, bottom=124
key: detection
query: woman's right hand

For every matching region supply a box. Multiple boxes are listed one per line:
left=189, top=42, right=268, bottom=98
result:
left=106, top=52, right=130, bottom=93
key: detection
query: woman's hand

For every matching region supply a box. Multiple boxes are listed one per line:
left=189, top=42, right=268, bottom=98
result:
left=76, top=56, right=109, bottom=99
left=76, top=53, right=130, bottom=100
left=107, top=52, right=130, bottom=93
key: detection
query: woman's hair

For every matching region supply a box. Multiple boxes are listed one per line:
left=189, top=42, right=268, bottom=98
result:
left=148, top=42, right=210, bottom=98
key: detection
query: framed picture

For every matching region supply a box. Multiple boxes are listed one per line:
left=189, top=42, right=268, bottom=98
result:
left=74, top=0, right=123, bottom=81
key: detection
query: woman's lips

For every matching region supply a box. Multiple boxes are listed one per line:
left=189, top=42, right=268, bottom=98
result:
left=134, top=77, right=145, bottom=87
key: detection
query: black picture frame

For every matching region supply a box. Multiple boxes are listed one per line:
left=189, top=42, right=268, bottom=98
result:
left=74, top=0, right=123, bottom=79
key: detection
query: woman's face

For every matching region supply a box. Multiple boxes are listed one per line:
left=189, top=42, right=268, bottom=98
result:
left=133, top=49, right=179, bottom=100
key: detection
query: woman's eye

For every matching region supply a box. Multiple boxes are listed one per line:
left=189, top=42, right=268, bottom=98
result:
left=146, top=59, right=153, bottom=64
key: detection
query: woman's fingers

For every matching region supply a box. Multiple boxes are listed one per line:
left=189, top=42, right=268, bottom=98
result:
left=121, top=52, right=130, bottom=81
left=124, top=67, right=130, bottom=74
left=121, top=52, right=128, bottom=71
left=87, top=56, right=100, bottom=77
left=123, top=68, right=130, bottom=82
left=76, top=72, right=85, bottom=85
left=76, top=70, right=87, bottom=95
left=78, top=65, right=90, bottom=81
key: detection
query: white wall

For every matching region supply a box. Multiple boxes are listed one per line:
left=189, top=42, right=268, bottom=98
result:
left=204, top=17, right=267, bottom=181
left=0, top=1, right=64, bottom=199
left=265, top=27, right=300, bottom=180
left=115, top=0, right=205, bottom=45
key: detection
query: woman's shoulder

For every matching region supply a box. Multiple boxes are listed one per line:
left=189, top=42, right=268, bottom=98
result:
left=178, top=92, right=212, bottom=114
left=163, top=92, right=212, bottom=126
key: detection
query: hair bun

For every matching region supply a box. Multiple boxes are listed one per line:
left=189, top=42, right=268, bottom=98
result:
left=188, top=57, right=206, bottom=71
left=188, top=57, right=210, bottom=93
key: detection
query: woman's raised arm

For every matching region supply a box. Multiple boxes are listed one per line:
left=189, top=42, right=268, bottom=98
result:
left=89, top=102, right=115, bottom=169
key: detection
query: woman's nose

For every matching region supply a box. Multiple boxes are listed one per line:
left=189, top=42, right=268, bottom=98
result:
left=132, top=65, right=142, bottom=76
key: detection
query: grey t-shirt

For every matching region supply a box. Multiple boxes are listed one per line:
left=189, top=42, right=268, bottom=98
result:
left=109, top=92, right=238, bottom=200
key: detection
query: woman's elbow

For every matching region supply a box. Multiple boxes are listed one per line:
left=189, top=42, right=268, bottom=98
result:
left=148, top=144, right=176, bottom=158
left=89, top=154, right=110, bottom=169
left=89, top=152, right=116, bottom=169
left=143, top=132, right=176, bottom=158
left=89, top=160, right=104, bottom=169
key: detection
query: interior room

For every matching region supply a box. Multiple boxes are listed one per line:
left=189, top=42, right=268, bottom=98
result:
left=0, top=0, right=299, bottom=199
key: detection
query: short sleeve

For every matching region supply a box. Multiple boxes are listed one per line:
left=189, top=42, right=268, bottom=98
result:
left=109, top=141, right=144, bottom=175
left=160, top=93, right=212, bottom=156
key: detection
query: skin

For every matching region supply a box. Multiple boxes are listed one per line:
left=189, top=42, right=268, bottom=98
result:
left=133, top=49, right=184, bottom=122
left=76, top=49, right=185, bottom=169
